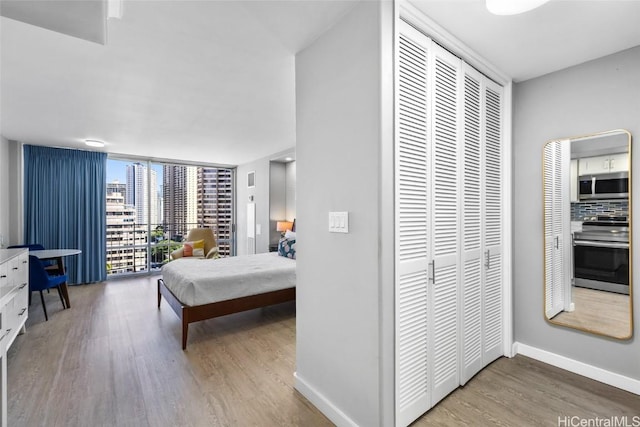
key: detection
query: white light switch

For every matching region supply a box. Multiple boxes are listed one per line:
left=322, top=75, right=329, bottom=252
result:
left=329, top=212, right=349, bottom=233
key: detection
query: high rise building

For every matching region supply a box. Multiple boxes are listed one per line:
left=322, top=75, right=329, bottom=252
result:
left=105, top=188, right=147, bottom=274
left=197, top=168, right=233, bottom=256
left=164, top=165, right=234, bottom=256
left=126, top=163, right=159, bottom=226
left=163, top=165, right=198, bottom=237
left=106, top=180, right=127, bottom=203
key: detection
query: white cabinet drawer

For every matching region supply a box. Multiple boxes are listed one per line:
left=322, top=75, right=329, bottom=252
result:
left=14, top=283, right=29, bottom=328
left=0, top=263, right=8, bottom=292
left=0, top=297, right=16, bottom=349
left=0, top=310, right=4, bottom=354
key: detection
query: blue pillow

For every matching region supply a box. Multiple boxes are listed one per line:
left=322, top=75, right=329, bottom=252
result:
left=278, top=238, right=296, bottom=259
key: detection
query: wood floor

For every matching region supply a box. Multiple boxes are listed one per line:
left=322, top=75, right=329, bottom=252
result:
left=7, top=276, right=640, bottom=426
left=551, top=287, right=631, bottom=338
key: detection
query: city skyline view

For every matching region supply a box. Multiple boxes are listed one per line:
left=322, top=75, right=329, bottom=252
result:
left=105, top=158, right=235, bottom=276
left=107, top=159, right=163, bottom=191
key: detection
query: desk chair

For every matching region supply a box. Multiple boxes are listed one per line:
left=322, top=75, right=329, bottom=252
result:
left=8, top=244, right=58, bottom=271
left=28, top=255, right=67, bottom=321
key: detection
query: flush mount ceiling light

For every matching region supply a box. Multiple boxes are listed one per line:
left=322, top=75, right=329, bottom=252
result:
left=85, top=139, right=105, bottom=148
left=486, top=0, right=551, bottom=15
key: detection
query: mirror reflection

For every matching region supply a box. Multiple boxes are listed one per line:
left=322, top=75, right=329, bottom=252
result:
left=543, top=129, right=632, bottom=339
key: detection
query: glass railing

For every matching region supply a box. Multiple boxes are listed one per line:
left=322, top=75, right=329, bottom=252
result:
left=106, top=222, right=235, bottom=277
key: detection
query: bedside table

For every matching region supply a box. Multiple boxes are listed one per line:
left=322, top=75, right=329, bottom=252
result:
left=269, top=243, right=278, bottom=253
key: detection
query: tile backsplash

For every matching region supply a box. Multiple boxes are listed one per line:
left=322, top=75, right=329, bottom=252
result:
left=571, top=199, right=629, bottom=221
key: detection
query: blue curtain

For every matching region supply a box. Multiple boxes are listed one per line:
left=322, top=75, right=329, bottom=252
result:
left=24, top=145, right=107, bottom=284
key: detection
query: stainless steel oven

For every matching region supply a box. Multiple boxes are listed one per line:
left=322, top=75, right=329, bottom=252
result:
left=573, top=216, right=629, bottom=294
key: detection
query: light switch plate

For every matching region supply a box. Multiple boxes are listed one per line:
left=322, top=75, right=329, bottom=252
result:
left=329, top=212, right=349, bottom=233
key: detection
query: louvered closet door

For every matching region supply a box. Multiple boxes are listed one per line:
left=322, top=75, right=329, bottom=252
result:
left=482, top=80, right=504, bottom=363
left=429, top=42, right=461, bottom=406
left=395, top=21, right=432, bottom=427
left=460, top=65, right=483, bottom=384
left=559, top=141, right=572, bottom=311
left=544, top=142, right=560, bottom=317
left=544, top=140, right=569, bottom=318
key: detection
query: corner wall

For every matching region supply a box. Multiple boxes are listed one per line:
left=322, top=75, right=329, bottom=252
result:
left=236, top=156, right=271, bottom=256
left=513, top=46, right=640, bottom=380
left=236, top=148, right=295, bottom=256
left=295, top=2, right=392, bottom=425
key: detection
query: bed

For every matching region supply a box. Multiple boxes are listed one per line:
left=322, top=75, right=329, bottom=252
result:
left=158, top=252, right=296, bottom=349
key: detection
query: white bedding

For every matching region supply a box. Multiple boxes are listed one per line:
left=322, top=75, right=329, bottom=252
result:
left=160, top=252, right=296, bottom=306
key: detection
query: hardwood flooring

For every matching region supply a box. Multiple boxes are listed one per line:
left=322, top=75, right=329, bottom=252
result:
left=420, top=356, right=640, bottom=426
left=551, top=287, right=631, bottom=338
left=7, top=276, right=330, bottom=427
left=7, top=276, right=640, bottom=426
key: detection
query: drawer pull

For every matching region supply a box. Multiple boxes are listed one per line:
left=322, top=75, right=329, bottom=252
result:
left=0, top=275, right=6, bottom=278
left=19, top=308, right=27, bottom=316
left=12, top=267, right=18, bottom=270
left=22, top=260, right=28, bottom=264
left=19, top=283, right=27, bottom=289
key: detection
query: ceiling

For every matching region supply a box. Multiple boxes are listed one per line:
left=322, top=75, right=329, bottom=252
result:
left=0, top=0, right=106, bottom=44
left=1, top=0, right=639, bottom=166
left=410, top=0, right=640, bottom=82
left=0, top=0, right=355, bottom=166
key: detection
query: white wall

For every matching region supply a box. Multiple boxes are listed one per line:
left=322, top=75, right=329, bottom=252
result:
left=285, top=161, right=296, bottom=222
left=295, top=2, right=393, bottom=426
left=0, top=136, right=10, bottom=247
left=236, top=157, right=270, bottom=255
left=269, top=162, right=287, bottom=245
left=236, top=148, right=295, bottom=256
left=513, top=46, right=640, bottom=379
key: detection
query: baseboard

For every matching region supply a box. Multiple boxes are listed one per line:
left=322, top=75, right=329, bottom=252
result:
left=293, top=372, right=359, bottom=427
left=515, top=342, right=640, bottom=395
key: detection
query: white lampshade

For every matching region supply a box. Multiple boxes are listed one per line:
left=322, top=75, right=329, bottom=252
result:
left=486, top=0, right=550, bottom=15
left=276, top=221, right=293, bottom=232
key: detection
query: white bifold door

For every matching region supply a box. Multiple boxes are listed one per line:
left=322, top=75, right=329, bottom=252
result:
left=395, top=20, right=505, bottom=427
left=543, top=140, right=572, bottom=318
left=459, top=65, right=504, bottom=385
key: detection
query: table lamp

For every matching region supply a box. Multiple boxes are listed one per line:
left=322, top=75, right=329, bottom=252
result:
left=276, top=221, right=294, bottom=237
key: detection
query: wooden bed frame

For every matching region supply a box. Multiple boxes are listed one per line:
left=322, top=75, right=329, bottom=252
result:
left=157, top=278, right=296, bottom=349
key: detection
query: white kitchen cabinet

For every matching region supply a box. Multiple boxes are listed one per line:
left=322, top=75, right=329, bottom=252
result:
left=578, top=152, right=628, bottom=175
left=608, top=152, right=629, bottom=173
left=0, top=249, right=29, bottom=427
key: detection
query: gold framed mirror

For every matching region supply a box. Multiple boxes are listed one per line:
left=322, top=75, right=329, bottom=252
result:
left=543, top=129, right=633, bottom=339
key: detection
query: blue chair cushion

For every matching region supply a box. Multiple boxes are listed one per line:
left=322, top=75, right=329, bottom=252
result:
left=29, top=255, right=68, bottom=292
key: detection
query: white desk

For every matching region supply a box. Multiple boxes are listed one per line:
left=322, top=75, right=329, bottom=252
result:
left=30, top=249, right=81, bottom=308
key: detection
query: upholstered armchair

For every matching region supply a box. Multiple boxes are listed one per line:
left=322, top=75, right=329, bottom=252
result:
left=171, top=228, right=220, bottom=260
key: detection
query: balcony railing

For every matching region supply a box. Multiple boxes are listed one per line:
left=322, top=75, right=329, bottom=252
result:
left=106, top=222, right=235, bottom=276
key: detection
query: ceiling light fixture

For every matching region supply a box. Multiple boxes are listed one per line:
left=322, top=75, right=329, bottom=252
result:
left=284, top=157, right=293, bottom=162
left=85, top=139, right=105, bottom=148
left=486, top=0, right=550, bottom=15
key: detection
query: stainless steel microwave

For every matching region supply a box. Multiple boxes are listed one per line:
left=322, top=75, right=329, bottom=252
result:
left=579, top=172, right=629, bottom=200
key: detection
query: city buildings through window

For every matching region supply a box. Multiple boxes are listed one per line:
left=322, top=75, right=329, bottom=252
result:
left=106, top=158, right=235, bottom=276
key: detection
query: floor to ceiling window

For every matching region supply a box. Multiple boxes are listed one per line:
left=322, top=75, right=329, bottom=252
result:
left=106, top=158, right=235, bottom=277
